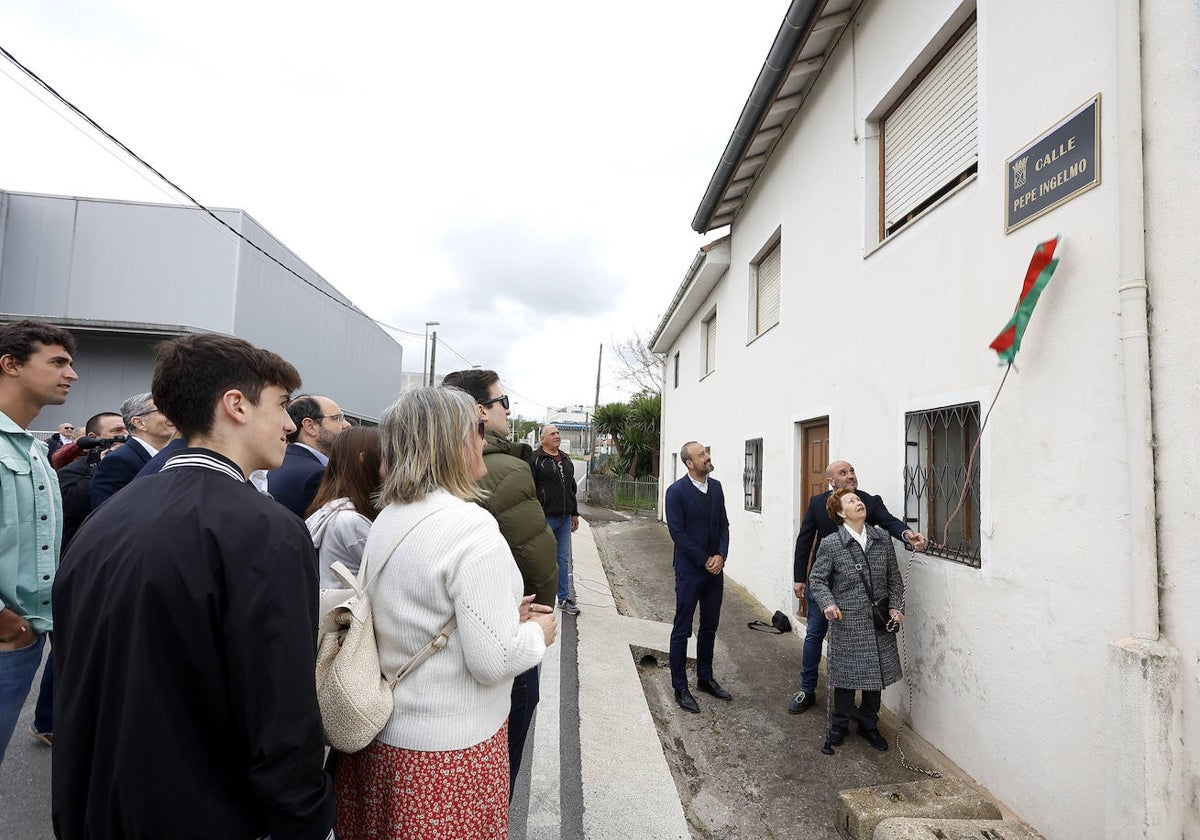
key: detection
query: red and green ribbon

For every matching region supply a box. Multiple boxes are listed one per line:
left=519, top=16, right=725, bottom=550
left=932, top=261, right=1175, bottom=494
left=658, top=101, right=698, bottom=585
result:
left=989, top=236, right=1060, bottom=364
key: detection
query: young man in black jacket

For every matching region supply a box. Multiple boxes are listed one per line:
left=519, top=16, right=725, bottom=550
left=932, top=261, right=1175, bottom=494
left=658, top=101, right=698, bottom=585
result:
left=532, top=424, right=581, bottom=615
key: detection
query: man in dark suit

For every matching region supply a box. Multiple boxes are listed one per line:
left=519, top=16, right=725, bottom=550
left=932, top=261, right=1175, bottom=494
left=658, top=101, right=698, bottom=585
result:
left=266, top=394, right=350, bottom=517
left=46, top=422, right=76, bottom=458
left=89, top=393, right=176, bottom=509
left=664, top=440, right=732, bottom=713
left=788, top=459, right=926, bottom=714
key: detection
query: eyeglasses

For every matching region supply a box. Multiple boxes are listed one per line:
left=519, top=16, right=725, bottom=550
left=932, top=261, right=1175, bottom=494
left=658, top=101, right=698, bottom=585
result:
left=476, top=420, right=487, bottom=439
left=316, top=413, right=345, bottom=423
left=480, top=395, right=510, bottom=411
left=133, top=408, right=161, bottom=418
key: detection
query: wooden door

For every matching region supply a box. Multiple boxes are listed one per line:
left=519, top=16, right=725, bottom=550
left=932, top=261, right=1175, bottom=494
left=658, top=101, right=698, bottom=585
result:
left=800, top=419, right=829, bottom=514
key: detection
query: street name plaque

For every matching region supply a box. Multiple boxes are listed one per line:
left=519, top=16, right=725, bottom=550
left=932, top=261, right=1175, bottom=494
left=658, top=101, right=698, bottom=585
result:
left=1005, top=95, right=1100, bottom=233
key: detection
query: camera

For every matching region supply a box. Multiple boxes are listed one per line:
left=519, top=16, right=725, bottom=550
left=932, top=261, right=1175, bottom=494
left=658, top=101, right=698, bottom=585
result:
left=76, top=435, right=128, bottom=452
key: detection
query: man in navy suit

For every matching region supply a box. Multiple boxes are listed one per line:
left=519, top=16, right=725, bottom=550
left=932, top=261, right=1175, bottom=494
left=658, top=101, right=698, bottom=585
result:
left=788, top=459, right=926, bottom=714
left=89, top=393, right=176, bottom=509
left=664, top=440, right=732, bottom=713
left=266, top=394, right=350, bottom=517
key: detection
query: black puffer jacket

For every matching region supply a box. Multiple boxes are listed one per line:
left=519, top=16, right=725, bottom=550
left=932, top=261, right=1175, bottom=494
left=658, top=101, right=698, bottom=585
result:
left=532, top=448, right=578, bottom=517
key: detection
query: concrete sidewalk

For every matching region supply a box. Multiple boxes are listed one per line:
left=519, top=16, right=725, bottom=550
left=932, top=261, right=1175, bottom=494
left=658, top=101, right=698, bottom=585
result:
left=531, top=512, right=1006, bottom=840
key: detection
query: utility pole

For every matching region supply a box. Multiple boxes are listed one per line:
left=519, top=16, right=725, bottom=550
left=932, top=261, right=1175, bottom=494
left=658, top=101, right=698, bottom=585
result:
left=428, top=331, right=438, bottom=386
left=590, top=343, right=602, bottom=475
left=423, top=321, right=439, bottom=385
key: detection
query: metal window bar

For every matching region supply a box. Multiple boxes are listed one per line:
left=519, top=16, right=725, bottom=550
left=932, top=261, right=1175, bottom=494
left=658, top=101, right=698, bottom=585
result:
left=743, top=438, right=763, bottom=512
left=904, top=403, right=981, bottom=567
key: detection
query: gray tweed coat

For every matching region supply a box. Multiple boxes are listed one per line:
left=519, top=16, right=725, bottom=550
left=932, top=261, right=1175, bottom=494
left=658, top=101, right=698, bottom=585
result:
left=808, top=524, right=904, bottom=691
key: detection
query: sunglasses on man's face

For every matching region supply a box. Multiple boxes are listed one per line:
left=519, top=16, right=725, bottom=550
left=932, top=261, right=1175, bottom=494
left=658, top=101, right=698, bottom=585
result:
left=480, top=394, right=510, bottom=411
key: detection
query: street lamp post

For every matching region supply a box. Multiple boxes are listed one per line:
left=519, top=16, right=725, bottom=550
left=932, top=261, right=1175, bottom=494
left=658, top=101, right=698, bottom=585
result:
left=423, top=321, right=439, bottom=386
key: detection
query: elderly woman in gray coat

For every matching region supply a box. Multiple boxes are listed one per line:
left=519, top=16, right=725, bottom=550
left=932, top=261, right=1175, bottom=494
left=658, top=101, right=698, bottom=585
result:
left=808, top=486, right=905, bottom=752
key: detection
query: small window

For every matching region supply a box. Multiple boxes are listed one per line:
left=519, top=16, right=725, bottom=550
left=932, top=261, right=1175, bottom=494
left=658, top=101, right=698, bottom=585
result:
left=904, top=403, right=981, bottom=566
left=673, top=351, right=680, bottom=389
left=702, top=312, right=717, bottom=376
left=743, top=438, right=763, bottom=512
left=751, top=241, right=781, bottom=337
left=880, top=14, right=978, bottom=238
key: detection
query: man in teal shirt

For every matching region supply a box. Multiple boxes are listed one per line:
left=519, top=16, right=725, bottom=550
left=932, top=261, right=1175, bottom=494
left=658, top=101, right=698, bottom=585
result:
left=0, top=319, right=77, bottom=764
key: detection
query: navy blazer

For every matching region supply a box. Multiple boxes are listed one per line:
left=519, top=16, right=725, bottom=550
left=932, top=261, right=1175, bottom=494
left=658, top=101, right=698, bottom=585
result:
left=266, top=444, right=326, bottom=517
left=135, top=438, right=187, bottom=480
left=89, top=438, right=153, bottom=509
left=664, top=475, right=730, bottom=576
left=793, top=487, right=909, bottom=583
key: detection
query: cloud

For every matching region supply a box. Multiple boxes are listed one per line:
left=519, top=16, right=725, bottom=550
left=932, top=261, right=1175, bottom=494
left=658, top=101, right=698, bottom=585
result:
left=439, top=220, right=622, bottom=317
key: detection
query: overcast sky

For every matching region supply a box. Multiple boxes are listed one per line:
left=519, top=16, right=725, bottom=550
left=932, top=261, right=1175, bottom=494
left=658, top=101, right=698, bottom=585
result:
left=0, top=0, right=788, bottom=419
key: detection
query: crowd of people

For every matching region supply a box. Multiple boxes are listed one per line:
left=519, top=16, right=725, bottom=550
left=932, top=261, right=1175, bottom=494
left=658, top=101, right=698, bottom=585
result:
left=664, top=446, right=925, bottom=753
left=0, top=319, right=584, bottom=839
left=0, top=315, right=927, bottom=837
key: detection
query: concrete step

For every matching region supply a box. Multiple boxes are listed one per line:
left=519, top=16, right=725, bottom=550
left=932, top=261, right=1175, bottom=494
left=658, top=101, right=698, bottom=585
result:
left=836, top=777, right=1003, bottom=839
left=873, top=817, right=1045, bottom=839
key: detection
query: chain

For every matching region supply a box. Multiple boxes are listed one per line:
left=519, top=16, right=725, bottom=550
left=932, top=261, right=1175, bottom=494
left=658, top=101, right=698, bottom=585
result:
left=894, top=542, right=941, bottom=778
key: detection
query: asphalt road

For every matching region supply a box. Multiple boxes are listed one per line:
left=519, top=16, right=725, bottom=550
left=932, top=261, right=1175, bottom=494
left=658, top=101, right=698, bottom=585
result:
left=0, top=647, right=53, bottom=838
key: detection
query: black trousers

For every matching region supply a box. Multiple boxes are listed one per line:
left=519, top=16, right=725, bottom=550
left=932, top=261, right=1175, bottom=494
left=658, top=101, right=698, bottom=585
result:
left=831, top=687, right=881, bottom=731
left=669, top=571, right=724, bottom=690
left=508, top=665, right=540, bottom=800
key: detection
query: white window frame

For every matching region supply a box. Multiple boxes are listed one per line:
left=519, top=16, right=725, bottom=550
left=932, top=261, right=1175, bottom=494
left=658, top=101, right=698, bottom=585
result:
left=748, top=235, right=781, bottom=340
left=701, top=310, right=717, bottom=377
left=866, top=9, right=978, bottom=247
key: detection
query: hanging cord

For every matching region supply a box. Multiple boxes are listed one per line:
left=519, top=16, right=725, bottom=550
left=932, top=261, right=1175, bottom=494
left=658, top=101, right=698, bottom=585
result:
left=890, top=363, right=1014, bottom=774
left=893, top=542, right=942, bottom=777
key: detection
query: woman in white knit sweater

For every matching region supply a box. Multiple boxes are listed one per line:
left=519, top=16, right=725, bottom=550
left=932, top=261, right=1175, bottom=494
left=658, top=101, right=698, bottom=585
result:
left=334, top=386, right=557, bottom=840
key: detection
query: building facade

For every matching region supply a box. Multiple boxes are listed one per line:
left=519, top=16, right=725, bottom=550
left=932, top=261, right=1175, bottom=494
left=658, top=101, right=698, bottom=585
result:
left=0, top=189, right=403, bottom=428
left=652, top=1, right=1197, bottom=837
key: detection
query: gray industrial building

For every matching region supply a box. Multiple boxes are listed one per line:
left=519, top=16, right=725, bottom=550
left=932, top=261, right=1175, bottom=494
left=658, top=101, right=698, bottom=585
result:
left=0, top=189, right=403, bottom=431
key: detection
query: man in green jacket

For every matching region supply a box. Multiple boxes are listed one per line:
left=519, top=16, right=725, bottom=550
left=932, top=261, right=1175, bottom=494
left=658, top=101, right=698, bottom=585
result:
left=441, top=369, right=557, bottom=798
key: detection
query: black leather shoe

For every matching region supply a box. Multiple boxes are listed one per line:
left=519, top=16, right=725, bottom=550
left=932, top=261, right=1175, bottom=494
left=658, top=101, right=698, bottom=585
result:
left=857, top=726, right=888, bottom=751
left=697, top=679, right=732, bottom=701
left=787, top=690, right=816, bottom=714
left=827, top=727, right=848, bottom=747
left=675, top=688, right=700, bottom=713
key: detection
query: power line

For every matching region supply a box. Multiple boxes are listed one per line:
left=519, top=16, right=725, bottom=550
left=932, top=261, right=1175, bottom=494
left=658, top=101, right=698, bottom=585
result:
left=0, top=43, right=377, bottom=318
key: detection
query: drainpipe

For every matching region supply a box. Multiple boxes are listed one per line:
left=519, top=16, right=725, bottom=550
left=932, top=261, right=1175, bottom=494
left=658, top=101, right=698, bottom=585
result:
left=1116, top=0, right=1158, bottom=641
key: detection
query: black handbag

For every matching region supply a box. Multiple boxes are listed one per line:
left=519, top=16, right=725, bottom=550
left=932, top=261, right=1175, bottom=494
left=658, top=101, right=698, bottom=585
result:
left=849, top=542, right=900, bottom=634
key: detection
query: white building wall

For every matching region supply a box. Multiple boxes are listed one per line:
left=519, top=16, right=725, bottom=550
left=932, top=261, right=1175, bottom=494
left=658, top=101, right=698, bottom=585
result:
left=660, top=0, right=1195, bottom=836
left=1142, top=0, right=1200, bottom=833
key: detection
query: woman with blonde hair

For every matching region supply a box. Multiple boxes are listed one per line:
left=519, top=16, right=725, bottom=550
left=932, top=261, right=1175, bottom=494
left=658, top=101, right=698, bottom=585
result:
left=334, top=386, right=556, bottom=839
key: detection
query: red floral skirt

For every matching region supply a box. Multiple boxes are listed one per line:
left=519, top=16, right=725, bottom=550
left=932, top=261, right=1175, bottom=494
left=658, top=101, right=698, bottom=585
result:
left=334, top=721, right=509, bottom=840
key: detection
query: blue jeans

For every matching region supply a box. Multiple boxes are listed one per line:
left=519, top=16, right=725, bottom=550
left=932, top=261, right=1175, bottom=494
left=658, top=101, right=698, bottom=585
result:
left=546, top=515, right=573, bottom=602
left=800, top=590, right=828, bottom=694
left=0, top=632, right=46, bottom=764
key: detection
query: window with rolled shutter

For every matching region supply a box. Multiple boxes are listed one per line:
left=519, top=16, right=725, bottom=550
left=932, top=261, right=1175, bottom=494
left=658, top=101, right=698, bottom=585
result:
left=754, top=241, right=781, bottom=336
left=881, top=15, right=978, bottom=238
left=702, top=313, right=716, bottom=375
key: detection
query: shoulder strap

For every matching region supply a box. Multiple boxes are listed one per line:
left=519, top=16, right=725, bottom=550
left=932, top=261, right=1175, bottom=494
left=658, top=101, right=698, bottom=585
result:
left=848, top=539, right=878, bottom=602
left=357, top=505, right=445, bottom=592
left=354, top=502, right=459, bottom=687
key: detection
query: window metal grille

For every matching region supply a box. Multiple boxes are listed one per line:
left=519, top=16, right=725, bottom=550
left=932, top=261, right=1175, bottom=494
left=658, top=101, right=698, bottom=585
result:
left=743, top=438, right=763, bottom=512
left=702, top=313, right=716, bottom=375
left=903, top=403, right=981, bottom=566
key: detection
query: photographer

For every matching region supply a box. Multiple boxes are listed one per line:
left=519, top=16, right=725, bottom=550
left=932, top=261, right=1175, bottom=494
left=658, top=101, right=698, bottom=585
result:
left=58, top=412, right=127, bottom=551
